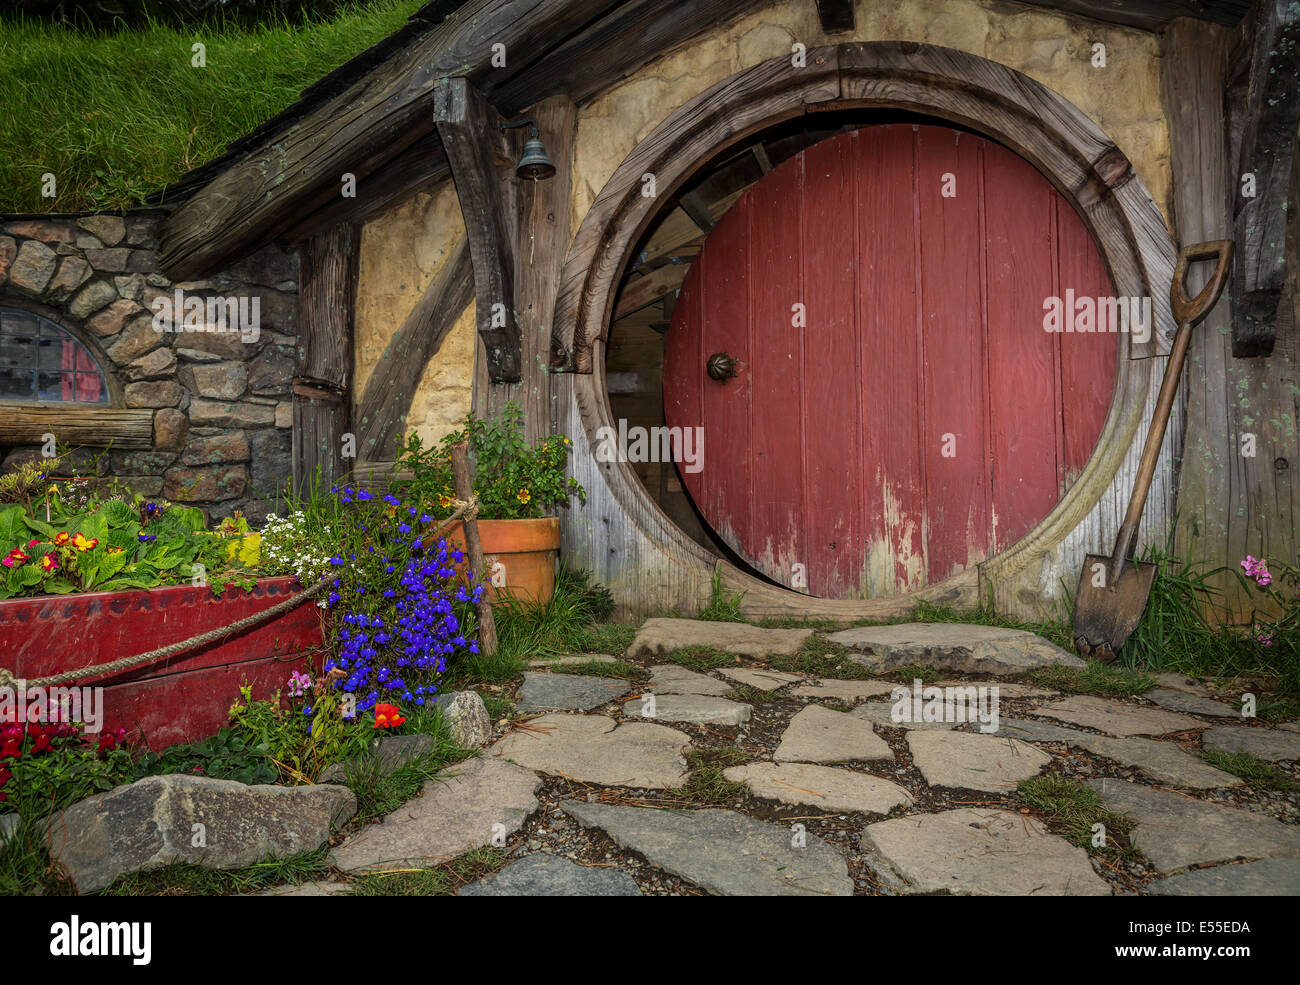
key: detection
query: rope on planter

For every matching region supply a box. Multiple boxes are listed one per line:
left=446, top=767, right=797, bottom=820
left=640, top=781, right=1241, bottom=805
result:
left=0, top=496, right=481, bottom=691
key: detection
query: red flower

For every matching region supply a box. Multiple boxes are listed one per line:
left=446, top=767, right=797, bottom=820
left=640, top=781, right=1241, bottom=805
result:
left=373, top=703, right=406, bottom=729
left=53, top=532, right=70, bottom=546
left=32, top=732, right=53, bottom=753
left=40, top=554, right=58, bottom=574
left=2, top=548, right=29, bottom=568
left=1, top=740, right=20, bottom=760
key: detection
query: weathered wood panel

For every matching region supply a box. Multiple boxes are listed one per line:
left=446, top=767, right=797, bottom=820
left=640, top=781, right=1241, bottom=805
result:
left=472, top=95, right=576, bottom=444
left=663, top=125, right=1119, bottom=600
left=293, top=223, right=356, bottom=493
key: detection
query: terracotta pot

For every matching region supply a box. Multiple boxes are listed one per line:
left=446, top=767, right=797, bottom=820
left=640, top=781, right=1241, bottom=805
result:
left=443, top=516, right=560, bottom=604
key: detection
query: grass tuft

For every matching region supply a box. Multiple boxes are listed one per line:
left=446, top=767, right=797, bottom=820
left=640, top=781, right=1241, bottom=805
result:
left=346, top=846, right=505, bottom=896
left=1200, top=748, right=1296, bottom=792
left=679, top=747, right=752, bottom=805
left=1029, top=662, right=1155, bottom=698
left=1017, top=775, right=1135, bottom=858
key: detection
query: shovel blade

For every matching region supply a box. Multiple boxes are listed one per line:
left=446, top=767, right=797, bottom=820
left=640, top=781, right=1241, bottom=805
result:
left=1071, top=554, right=1157, bottom=661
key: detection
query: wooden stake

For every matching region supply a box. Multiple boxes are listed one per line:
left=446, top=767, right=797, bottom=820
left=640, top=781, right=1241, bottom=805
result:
left=449, top=440, right=498, bottom=657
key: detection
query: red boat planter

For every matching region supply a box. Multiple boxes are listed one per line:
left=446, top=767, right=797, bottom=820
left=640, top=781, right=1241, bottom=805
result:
left=0, top=577, right=325, bottom=750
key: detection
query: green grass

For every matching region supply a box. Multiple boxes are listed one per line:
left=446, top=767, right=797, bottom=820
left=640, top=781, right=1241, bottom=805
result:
left=1017, top=775, right=1136, bottom=858
left=1119, top=547, right=1300, bottom=699
left=678, top=747, right=751, bottom=805
left=0, top=1, right=423, bottom=213
left=100, top=846, right=334, bottom=896
left=725, top=685, right=780, bottom=705
left=874, top=664, right=943, bottom=685
left=1028, top=661, right=1156, bottom=698
left=347, top=847, right=505, bottom=896
left=477, top=692, right=513, bottom=722
left=658, top=645, right=735, bottom=672
left=1200, top=749, right=1297, bottom=792
left=340, top=721, right=468, bottom=826
left=769, top=635, right=871, bottom=679
left=550, top=659, right=645, bottom=680
left=697, top=569, right=747, bottom=622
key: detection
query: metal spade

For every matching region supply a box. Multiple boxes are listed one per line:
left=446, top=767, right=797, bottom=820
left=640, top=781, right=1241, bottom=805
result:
left=1073, top=239, right=1233, bottom=663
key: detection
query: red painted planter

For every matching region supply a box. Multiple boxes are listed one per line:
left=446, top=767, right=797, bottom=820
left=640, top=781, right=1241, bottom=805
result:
left=0, top=577, right=325, bottom=750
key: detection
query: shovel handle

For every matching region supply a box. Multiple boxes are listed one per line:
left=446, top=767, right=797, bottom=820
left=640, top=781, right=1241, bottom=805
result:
left=1109, top=240, right=1233, bottom=586
left=1170, top=240, right=1233, bottom=326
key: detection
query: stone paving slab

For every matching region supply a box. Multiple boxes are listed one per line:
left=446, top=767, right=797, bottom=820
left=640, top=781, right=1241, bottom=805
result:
left=1202, top=725, right=1300, bottom=762
left=1031, top=695, right=1204, bottom=736
left=851, top=700, right=972, bottom=731
left=1147, top=859, right=1300, bottom=896
left=774, top=704, right=893, bottom=763
left=861, top=808, right=1110, bottom=895
left=490, top=713, right=690, bottom=789
left=516, top=672, right=630, bottom=713
left=561, top=802, right=853, bottom=896
left=458, top=852, right=643, bottom=896
left=724, top=762, right=914, bottom=815
left=790, top=679, right=898, bottom=700
left=627, top=618, right=813, bottom=661
left=828, top=623, right=1083, bottom=676
left=989, top=718, right=1096, bottom=743
left=1153, top=672, right=1212, bottom=695
left=623, top=692, right=752, bottom=725
left=1144, top=687, right=1240, bottom=718
left=528, top=654, right=618, bottom=667
left=906, top=731, right=1050, bottom=792
left=331, top=758, right=540, bottom=873
left=1088, top=778, right=1300, bottom=873
left=648, top=664, right=734, bottom=696
left=716, top=667, right=802, bottom=691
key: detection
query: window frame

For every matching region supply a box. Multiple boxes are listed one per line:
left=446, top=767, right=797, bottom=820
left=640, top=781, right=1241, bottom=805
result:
left=0, top=299, right=124, bottom=409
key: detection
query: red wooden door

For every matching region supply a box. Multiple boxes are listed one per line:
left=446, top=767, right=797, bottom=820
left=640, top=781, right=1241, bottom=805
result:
left=663, top=124, right=1116, bottom=600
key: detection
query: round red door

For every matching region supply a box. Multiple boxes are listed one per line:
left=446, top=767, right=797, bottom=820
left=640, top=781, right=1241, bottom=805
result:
left=663, top=124, right=1117, bottom=600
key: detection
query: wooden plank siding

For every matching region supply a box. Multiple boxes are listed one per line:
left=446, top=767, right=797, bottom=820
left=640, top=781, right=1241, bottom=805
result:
left=662, top=125, right=1118, bottom=600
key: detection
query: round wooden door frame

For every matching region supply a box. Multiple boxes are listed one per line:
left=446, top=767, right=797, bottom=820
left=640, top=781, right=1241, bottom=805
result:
left=553, top=42, right=1178, bottom=611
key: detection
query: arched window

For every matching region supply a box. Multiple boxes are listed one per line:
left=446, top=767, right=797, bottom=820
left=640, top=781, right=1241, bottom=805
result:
left=0, top=307, right=108, bottom=404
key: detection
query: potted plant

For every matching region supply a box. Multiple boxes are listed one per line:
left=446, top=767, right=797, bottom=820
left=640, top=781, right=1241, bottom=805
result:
left=393, top=402, right=585, bottom=603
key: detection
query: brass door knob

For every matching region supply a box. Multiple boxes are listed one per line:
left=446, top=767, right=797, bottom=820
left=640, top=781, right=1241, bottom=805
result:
left=706, top=351, right=738, bottom=381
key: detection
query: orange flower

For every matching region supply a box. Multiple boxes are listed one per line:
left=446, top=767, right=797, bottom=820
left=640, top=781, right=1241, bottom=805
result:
left=373, top=703, right=406, bottom=729
left=53, top=532, right=70, bottom=546
left=106, top=546, right=123, bottom=554
left=437, top=494, right=452, bottom=509
left=72, top=533, right=99, bottom=552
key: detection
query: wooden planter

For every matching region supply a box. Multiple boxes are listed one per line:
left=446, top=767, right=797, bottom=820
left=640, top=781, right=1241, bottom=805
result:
left=444, top=517, right=561, bottom=604
left=0, top=577, right=324, bottom=750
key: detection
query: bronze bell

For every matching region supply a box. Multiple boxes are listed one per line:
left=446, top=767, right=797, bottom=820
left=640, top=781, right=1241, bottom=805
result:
left=516, top=133, right=556, bottom=181
left=706, top=351, right=738, bottom=382
left=501, top=118, right=556, bottom=181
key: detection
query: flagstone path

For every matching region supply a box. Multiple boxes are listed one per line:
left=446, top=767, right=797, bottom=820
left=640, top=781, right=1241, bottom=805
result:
left=327, top=618, right=1300, bottom=896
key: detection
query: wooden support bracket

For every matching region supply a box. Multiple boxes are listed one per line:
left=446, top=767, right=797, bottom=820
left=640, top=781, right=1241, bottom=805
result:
left=434, top=77, right=521, bottom=383
left=1229, top=0, right=1300, bottom=357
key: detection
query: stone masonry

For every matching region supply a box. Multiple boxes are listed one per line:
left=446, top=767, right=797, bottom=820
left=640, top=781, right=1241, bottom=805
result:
left=0, top=210, right=298, bottom=521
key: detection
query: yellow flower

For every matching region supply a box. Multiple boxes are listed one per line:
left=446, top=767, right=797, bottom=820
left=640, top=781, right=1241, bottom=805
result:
left=562, top=437, right=570, bottom=446
left=438, top=494, right=453, bottom=508
left=516, top=488, right=531, bottom=504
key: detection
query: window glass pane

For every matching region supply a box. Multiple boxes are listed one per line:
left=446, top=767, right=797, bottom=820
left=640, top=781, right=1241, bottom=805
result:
left=37, top=370, right=70, bottom=402
left=0, top=307, right=111, bottom=404
left=0, top=368, right=34, bottom=400
left=0, top=311, right=38, bottom=336
left=0, top=335, right=34, bottom=369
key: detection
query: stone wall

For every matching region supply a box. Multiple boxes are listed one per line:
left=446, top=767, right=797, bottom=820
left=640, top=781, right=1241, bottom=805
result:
left=0, top=211, right=298, bottom=523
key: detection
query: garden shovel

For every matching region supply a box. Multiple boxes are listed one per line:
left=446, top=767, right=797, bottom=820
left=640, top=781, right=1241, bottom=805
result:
left=1072, top=239, right=1233, bottom=663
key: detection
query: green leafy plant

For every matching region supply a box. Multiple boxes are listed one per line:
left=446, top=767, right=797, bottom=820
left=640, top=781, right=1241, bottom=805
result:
left=394, top=402, right=585, bottom=520
left=226, top=679, right=373, bottom=783
left=131, top=727, right=279, bottom=786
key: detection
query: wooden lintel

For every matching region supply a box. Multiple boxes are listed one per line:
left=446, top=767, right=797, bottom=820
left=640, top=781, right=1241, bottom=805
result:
left=355, top=236, right=475, bottom=460
left=0, top=408, right=154, bottom=450
left=1229, top=0, right=1300, bottom=357
left=434, top=77, right=521, bottom=383
left=751, top=142, right=774, bottom=174
left=814, top=0, right=855, bottom=33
